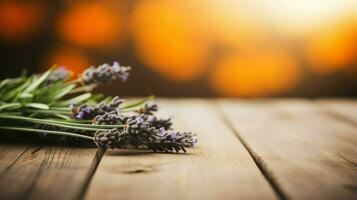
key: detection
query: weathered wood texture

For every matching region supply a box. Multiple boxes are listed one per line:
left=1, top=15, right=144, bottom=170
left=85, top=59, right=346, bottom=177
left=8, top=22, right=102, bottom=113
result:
left=0, top=143, right=103, bottom=200
left=85, top=100, right=276, bottom=200
left=1, top=99, right=357, bottom=200
left=318, top=99, right=357, bottom=125
left=220, top=99, right=357, bottom=200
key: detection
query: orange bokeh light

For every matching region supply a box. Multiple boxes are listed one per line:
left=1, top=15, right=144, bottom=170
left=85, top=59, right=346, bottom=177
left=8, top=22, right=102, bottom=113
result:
left=211, top=48, right=301, bottom=97
left=193, top=0, right=268, bottom=48
left=0, top=1, right=45, bottom=42
left=131, top=0, right=208, bottom=81
left=303, top=18, right=357, bottom=74
left=46, top=47, right=91, bottom=77
left=58, top=3, right=121, bottom=48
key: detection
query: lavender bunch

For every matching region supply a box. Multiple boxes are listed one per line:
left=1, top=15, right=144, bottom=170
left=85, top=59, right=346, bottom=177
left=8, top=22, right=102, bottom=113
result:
left=0, top=61, right=197, bottom=153
left=93, top=114, right=193, bottom=152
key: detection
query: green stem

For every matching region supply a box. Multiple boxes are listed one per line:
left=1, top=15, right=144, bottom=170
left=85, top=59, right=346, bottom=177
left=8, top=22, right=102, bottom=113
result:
left=24, top=109, right=71, bottom=115
left=121, top=107, right=139, bottom=112
left=0, top=115, right=124, bottom=128
left=0, top=126, right=93, bottom=140
left=66, top=79, right=81, bottom=85
left=49, top=107, right=70, bottom=111
left=120, top=95, right=154, bottom=109
left=68, top=85, right=95, bottom=94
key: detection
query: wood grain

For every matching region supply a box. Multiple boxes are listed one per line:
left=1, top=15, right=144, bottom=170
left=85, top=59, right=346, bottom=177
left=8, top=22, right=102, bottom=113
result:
left=318, top=99, right=357, bottom=125
left=0, top=143, right=103, bottom=200
left=220, top=99, right=357, bottom=200
left=85, top=99, right=276, bottom=200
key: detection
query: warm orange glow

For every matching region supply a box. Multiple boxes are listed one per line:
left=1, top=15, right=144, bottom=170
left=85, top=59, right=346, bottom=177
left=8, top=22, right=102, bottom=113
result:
left=303, top=18, right=357, bottom=74
left=131, top=0, right=208, bottom=81
left=211, top=49, right=301, bottom=97
left=0, top=2, right=45, bottom=42
left=46, top=47, right=91, bottom=77
left=1, top=0, right=356, bottom=96
left=58, top=3, right=121, bottom=48
left=193, top=0, right=267, bottom=47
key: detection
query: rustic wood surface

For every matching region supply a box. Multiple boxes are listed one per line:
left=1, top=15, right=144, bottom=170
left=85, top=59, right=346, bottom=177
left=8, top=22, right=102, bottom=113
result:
left=0, top=144, right=103, bottom=200
left=0, top=99, right=356, bottom=200
left=219, top=99, right=357, bottom=200
left=85, top=100, right=276, bottom=200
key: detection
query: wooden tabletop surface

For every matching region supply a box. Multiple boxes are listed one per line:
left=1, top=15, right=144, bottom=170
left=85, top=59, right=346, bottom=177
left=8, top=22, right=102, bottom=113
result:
left=0, top=99, right=356, bottom=200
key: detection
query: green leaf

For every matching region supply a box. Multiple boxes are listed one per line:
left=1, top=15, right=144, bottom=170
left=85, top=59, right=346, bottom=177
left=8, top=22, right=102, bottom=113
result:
left=53, top=113, right=71, bottom=120
left=52, top=84, right=76, bottom=100
left=25, top=103, right=49, bottom=110
left=2, top=79, right=31, bottom=101
left=0, top=79, right=10, bottom=90
left=99, top=96, right=113, bottom=104
left=121, top=95, right=155, bottom=109
left=56, top=93, right=92, bottom=106
left=85, top=94, right=104, bottom=105
left=19, top=93, right=34, bottom=99
left=23, top=69, right=53, bottom=94
left=0, top=103, right=21, bottom=111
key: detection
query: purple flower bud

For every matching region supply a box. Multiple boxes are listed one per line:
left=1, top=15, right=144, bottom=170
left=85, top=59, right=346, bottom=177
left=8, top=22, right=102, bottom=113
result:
left=81, top=61, right=131, bottom=85
left=45, top=66, right=71, bottom=84
left=70, top=96, right=123, bottom=120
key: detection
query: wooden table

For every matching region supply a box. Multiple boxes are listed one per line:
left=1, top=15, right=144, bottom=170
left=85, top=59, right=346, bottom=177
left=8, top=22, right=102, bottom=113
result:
left=0, top=99, right=356, bottom=200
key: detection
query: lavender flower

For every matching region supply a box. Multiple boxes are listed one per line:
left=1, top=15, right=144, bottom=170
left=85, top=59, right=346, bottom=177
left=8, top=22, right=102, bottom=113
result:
left=148, top=131, right=197, bottom=152
left=45, top=66, right=71, bottom=84
left=143, top=115, right=172, bottom=130
left=94, top=126, right=197, bottom=153
left=81, top=62, right=131, bottom=85
left=136, top=103, right=158, bottom=115
left=94, top=111, right=172, bottom=130
left=94, top=110, right=124, bottom=125
left=71, top=96, right=123, bottom=120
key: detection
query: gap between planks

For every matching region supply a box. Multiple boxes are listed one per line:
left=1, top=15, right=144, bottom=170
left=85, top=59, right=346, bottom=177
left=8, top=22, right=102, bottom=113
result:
left=219, top=99, right=357, bottom=200
left=217, top=102, right=288, bottom=200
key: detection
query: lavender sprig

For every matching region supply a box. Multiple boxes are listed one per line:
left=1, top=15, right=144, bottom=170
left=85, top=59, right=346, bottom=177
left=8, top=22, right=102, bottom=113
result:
left=81, top=62, right=131, bottom=85
left=94, top=127, right=196, bottom=153
left=135, top=103, right=158, bottom=115
left=44, top=66, right=71, bottom=84
left=71, top=96, right=123, bottom=120
left=94, top=112, right=172, bottom=130
left=143, top=115, right=172, bottom=130
left=93, top=114, right=193, bottom=152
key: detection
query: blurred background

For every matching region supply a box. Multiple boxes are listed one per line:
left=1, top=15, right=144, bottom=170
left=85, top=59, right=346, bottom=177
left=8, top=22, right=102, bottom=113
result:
left=0, top=0, right=356, bottom=97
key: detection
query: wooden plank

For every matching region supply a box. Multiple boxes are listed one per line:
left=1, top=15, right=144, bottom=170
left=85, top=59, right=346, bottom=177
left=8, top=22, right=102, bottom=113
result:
left=318, top=99, right=357, bottom=125
left=85, top=99, right=277, bottom=200
left=220, top=99, right=357, bottom=200
left=0, top=143, right=103, bottom=200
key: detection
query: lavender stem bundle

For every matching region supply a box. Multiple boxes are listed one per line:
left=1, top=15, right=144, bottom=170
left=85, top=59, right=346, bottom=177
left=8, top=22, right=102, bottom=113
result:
left=0, top=62, right=197, bottom=153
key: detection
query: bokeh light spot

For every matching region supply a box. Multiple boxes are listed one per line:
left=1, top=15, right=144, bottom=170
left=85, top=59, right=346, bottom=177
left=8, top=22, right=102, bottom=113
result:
left=303, top=17, right=357, bottom=74
left=211, top=49, right=301, bottom=97
left=46, top=47, right=91, bottom=77
left=58, top=3, right=121, bottom=48
left=0, top=1, right=45, bottom=42
left=131, top=0, right=208, bottom=81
